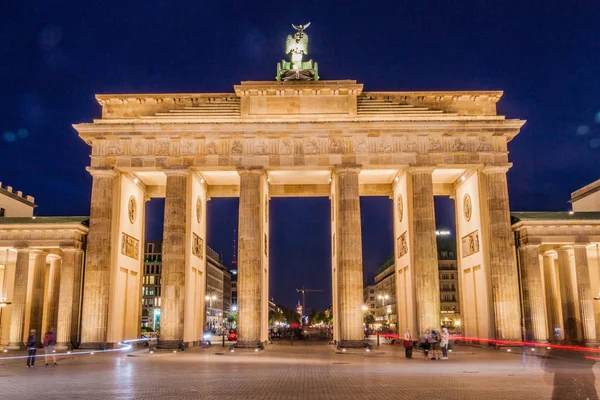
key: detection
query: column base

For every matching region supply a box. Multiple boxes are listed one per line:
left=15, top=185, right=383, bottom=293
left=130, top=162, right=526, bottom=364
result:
left=233, top=340, right=265, bottom=350
left=338, top=340, right=370, bottom=349
left=156, top=339, right=186, bottom=351
left=5, top=342, right=26, bottom=351
left=78, top=342, right=114, bottom=350
left=583, top=339, right=598, bottom=347
left=55, top=342, right=73, bottom=351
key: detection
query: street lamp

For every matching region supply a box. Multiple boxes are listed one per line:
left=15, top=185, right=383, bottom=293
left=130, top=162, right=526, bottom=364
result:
left=231, top=305, right=238, bottom=312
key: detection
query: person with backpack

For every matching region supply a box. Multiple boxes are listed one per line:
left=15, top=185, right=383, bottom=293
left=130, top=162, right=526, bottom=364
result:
left=403, top=328, right=413, bottom=359
left=440, top=327, right=450, bottom=360
left=429, top=329, right=440, bottom=360
left=420, top=329, right=431, bottom=360
left=43, top=326, right=58, bottom=367
left=25, top=329, right=37, bottom=367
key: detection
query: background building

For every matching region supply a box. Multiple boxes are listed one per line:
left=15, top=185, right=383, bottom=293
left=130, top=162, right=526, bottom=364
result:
left=142, top=240, right=162, bottom=331
left=437, top=233, right=461, bottom=329
left=140, top=241, right=232, bottom=333
left=364, top=256, right=397, bottom=330
left=206, top=246, right=232, bottom=330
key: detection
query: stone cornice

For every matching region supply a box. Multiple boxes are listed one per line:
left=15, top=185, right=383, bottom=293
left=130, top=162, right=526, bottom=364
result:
left=86, top=167, right=117, bottom=177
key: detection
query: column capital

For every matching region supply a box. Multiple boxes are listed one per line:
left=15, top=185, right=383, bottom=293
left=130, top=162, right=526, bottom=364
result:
left=408, top=165, right=435, bottom=174
left=29, top=250, right=47, bottom=260
left=482, top=164, right=513, bottom=174
left=47, top=254, right=62, bottom=261
left=542, top=250, right=557, bottom=259
left=333, top=164, right=361, bottom=174
left=574, top=242, right=591, bottom=248
left=86, top=167, right=117, bottom=178
left=557, top=245, right=573, bottom=252
left=163, top=167, right=190, bottom=177
left=237, top=167, right=265, bottom=176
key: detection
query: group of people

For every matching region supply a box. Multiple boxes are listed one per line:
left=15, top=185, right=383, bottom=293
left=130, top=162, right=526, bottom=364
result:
left=25, top=326, right=58, bottom=368
left=402, top=327, right=450, bottom=360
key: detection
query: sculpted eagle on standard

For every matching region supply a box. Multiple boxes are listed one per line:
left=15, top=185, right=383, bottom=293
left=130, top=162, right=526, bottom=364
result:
left=276, top=22, right=319, bottom=81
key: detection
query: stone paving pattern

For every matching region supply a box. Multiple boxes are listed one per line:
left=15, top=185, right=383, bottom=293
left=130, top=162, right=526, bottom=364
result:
left=1, top=341, right=597, bottom=399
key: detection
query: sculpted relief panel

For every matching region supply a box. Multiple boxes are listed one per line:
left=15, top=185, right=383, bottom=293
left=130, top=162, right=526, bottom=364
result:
left=91, top=133, right=507, bottom=168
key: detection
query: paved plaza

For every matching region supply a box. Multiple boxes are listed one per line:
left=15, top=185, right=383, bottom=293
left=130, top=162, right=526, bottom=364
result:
left=0, top=340, right=597, bottom=399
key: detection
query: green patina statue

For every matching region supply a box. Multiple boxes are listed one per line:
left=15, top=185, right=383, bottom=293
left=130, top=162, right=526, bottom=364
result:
left=276, top=22, right=319, bottom=81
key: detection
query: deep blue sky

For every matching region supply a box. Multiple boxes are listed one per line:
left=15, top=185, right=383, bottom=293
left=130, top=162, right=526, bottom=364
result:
left=1, top=1, right=599, bottom=310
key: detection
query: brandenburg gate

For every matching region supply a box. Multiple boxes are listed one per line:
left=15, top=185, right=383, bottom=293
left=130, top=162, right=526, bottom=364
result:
left=73, top=25, right=525, bottom=349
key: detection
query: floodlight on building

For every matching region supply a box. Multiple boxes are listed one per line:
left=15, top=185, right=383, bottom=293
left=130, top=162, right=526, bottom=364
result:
left=569, top=211, right=574, bottom=215
left=205, top=296, right=210, bottom=301
left=395, top=176, right=399, bottom=182
left=361, top=305, right=368, bottom=311
left=232, top=305, right=238, bottom=312
left=461, top=176, right=466, bottom=182
left=133, top=178, right=139, bottom=184
left=200, top=178, right=205, bottom=184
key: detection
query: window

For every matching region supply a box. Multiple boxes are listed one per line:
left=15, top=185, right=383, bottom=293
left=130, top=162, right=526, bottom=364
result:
left=369, top=289, right=374, bottom=294
left=0, top=208, right=4, bottom=217
left=370, top=304, right=375, bottom=308
left=148, top=243, right=155, bottom=253
left=149, top=276, right=155, bottom=284
left=370, top=296, right=374, bottom=301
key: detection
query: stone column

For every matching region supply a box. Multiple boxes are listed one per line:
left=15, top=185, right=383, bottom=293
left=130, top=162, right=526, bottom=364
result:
left=574, top=244, right=597, bottom=344
left=482, top=166, right=521, bottom=340
left=71, top=250, right=84, bottom=345
left=56, top=248, right=77, bottom=350
left=334, top=165, right=365, bottom=347
left=557, top=247, right=580, bottom=342
left=80, top=168, right=117, bottom=348
left=543, top=251, right=563, bottom=341
left=6, top=248, right=30, bottom=350
left=43, top=255, right=61, bottom=331
left=236, top=168, right=263, bottom=348
left=158, top=168, right=189, bottom=349
left=410, top=167, right=440, bottom=333
left=27, top=252, right=47, bottom=346
left=518, top=245, right=547, bottom=342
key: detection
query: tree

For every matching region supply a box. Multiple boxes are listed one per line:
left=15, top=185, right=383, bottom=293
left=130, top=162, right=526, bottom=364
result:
left=227, top=311, right=238, bottom=324
left=269, top=309, right=285, bottom=325
left=364, top=314, right=375, bottom=326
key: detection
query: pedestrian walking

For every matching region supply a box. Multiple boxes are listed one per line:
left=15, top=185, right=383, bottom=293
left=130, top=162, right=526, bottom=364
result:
left=25, top=329, right=37, bottom=368
left=403, top=329, right=413, bottom=359
left=43, top=326, right=58, bottom=367
left=429, top=329, right=440, bottom=360
left=440, top=327, right=449, bottom=360
left=420, top=330, right=430, bottom=360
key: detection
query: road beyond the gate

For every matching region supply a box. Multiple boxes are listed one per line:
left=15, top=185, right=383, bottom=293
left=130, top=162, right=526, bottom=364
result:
left=0, top=340, right=597, bottom=399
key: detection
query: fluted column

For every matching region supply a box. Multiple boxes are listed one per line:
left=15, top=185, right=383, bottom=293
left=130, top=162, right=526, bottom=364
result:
left=56, top=248, right=77, bottom=350
left=6, top=248, right=30, bottom=350
left=236, top=168, right=264, bottom=347
left=518, top=245, right=547, bottom=342
left=482, top=166, right=521, bottom=340
left=28, top=252, right=47, bottom=346
left=557, top=247, right=580, bottom=342
left=334, top=165, right=364, bottom=347
left=158, top=168, right=189, bottom=348
left=410, top=167, right=439, bottom=333
left=543, top=251, right=563, bottom=341
left=80, top=168, right=117, bottom=348
left=43, top=255, right=61, bottom=331
left=574, top=244, right=597, bottom=344
left=70, top=249, right=84, bottom=345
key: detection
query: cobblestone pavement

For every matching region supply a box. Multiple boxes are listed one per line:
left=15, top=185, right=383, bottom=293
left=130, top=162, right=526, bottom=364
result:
left=0, top=340, right=597, bottom=399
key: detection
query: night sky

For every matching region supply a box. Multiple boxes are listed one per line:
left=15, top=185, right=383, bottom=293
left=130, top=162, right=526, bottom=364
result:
left=1, top=1, right=599, bottom=311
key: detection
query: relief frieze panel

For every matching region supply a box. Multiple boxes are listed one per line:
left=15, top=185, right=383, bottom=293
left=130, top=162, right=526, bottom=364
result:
left=192, top=232, right=204, bottom=259
left=461, top=230, right=480, bottom=258
left=304, top=138, right=319, bottom=155
left=279, top=138, right=293, bottom=154
left=353, top=137, right=368, bottom=153
left=231, top=139, right=244, bottom=155
left=180, top=139, right=196, bottom=155
left=121, top=232, right=139, bottom=260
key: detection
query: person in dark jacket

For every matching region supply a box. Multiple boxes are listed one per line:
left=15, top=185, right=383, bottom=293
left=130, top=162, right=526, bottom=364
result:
left=26, top=329, right=37, bottom=367
left=43, top=326, right=58, bottom=367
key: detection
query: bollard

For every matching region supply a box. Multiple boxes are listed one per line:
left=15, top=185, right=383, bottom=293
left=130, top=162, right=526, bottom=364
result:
left=222, top=333, right=225, bottom=347
left=377, top=332, right=380, bottom=347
